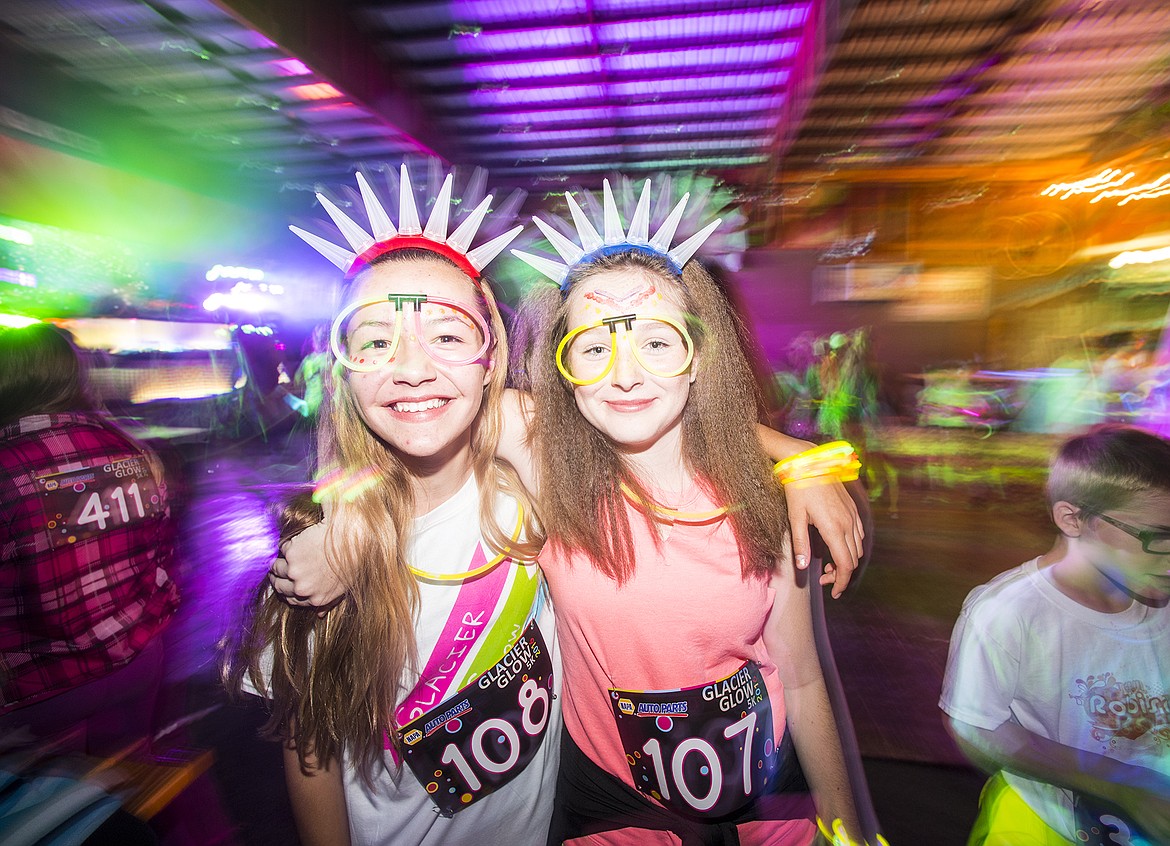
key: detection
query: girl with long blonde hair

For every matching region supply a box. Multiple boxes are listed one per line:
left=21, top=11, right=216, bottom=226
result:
left=228, top=167, right=562, bottom=846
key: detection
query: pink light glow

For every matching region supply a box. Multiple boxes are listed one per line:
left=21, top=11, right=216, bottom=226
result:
left=270, top=58, right=311, bottom=77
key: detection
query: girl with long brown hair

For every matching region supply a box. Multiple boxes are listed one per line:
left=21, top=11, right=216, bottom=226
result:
left=505, top=183, right=865, bottom=844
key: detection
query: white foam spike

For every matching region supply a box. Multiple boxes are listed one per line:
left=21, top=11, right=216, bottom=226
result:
left=423, top=173, right=454, bottom=242
left=618, top=176, right=638, bottom=217
left=490, top=188, right=527, bottom=235
left=510, top=248, right=569, bottom=285
left=316, top=194, right=375, bottom=254
left=565, top=191, right=603, bottom=252
left=683, top=181, right=714, bottom=231
left=382, top=167, right=401, bottom=211
left=602, top=179, right=623, bottom=244
left=627, top=179, right=653, bottom=244
left=466, top=225, right=523, bottom=272
left=356, top=172, right=396, bottom=240
left=579, top=187, right=602, bottom=223
left=426, top=158, right=444, bottom=202
left=649, top=193, right=690, bottom=253
left=290, top=225, right=357, bottom=272
left=463, top=167, right=488, bottom=212
left=398, top=164, right=422, bottom=235
left=533, top=216, right=586, bottom=264
left=652, top=176, right=674, bottom=229
left=668, top=217, right=722, bottom=268
left=447, top=193, right=493, bottom=254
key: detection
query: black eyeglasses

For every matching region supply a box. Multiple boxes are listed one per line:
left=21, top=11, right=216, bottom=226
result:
left=1087, top=512, right=1170, bottom=555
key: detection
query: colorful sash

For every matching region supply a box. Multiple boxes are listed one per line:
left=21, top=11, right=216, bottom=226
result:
left=391, top=537, right=542, bottom=738
left=399, top=620, right=554, bottom=816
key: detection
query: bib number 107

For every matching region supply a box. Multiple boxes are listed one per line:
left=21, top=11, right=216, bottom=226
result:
left=642, top=710, right=758, bottom=812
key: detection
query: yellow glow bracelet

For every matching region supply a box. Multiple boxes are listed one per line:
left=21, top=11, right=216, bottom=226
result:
left=773, top=441, right=861, bottom=487
left=816, top=817, right=890, bottom=846
left=407, top=504, right=527, bottom=582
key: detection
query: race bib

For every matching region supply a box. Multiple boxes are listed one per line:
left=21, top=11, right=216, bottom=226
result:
left=36, top=456, right=164, bottom=549
left=1073, top=796, right=1152, bottom=846
left=610, top=660, right=781, bottom=819
left=399, top=620, right=554, bottom=817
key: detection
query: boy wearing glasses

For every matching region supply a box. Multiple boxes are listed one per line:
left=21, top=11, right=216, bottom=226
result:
left=940, top=424, right=1170, bottom=845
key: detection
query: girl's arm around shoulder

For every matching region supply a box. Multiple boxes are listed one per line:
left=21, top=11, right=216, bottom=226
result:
left=764, top=568, right=863, bottom=841
left=756, top=425, right=867, bottom=599
left=272, top=391, right=536, bottom=609
left=499, top=389, right=539, bottom=496
left=270, top=517, right=343, bottom=609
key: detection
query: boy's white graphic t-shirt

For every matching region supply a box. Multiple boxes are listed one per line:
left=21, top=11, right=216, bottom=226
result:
left=940, top=557, right=1170, bottom=840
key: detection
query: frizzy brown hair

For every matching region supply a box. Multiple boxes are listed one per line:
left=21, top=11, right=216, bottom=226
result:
left=225, top=249, right=542, bottom=784
left=513, top=250, right=789, bottom=582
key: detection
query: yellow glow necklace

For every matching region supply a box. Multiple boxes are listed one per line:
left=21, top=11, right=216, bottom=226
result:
left=407, top=504, right=527, bottom=582
left=619, top=482, right=729, bottom=523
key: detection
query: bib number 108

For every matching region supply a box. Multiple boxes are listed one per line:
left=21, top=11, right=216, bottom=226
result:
left=401, top=624, right=555, bottom=818
left=438, top=678, right=549, bottom=790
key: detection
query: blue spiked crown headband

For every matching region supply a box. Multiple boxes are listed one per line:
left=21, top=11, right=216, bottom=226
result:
left=511, top=177, right=723, bottom=291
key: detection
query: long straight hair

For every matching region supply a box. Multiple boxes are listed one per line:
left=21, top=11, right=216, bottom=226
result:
left=515, top=250, right=789, bottom=583
left=227, top=250, right=542, bottom=782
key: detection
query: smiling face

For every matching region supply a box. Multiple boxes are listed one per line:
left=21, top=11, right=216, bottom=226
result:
left=563, top=266, right=695, bottom=461
left=340, top=257, right=493, bottom=470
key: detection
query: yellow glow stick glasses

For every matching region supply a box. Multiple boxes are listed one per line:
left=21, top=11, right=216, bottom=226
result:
left=556, top=312, right=694, bottom=386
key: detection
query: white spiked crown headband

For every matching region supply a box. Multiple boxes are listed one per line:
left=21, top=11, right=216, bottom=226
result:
left=510, top=177, right=723, bottom=291
left=289, top=164, right=523, bottom=280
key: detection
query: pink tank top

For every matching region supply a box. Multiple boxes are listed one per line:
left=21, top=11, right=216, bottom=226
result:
left=540, top=487, right=815, bottom=844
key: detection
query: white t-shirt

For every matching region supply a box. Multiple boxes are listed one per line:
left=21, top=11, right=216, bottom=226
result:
left=940, top=557, right=1170, bottom=839
left=253, top=475, right=561, bottom=846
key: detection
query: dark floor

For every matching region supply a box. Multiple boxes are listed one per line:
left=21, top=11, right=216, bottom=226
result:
left=141, top=433, right=1056, bottom=845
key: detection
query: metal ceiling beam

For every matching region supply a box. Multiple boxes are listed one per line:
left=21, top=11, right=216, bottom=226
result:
left=211, top=0, right=449, bottom=160
left=354, top=0, right=805, bottom=38
left=393, top=29, right=808, bottom=71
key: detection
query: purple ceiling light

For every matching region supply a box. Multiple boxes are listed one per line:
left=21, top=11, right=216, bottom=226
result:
left=596, top=6, right=809, bottom=44
left=451, top=0, right=590, bottom=25
left=464, top=56, right=602, bottom=83
left=466, top=84, right=607, bottom=108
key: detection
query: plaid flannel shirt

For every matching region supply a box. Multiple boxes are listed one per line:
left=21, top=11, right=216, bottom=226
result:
left=0, top=412, right=180, bottom=714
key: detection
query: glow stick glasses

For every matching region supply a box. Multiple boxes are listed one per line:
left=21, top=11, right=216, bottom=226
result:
left=556, top=312, right=695, bottom=386
left=330, top=293, right=491, bottom=372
